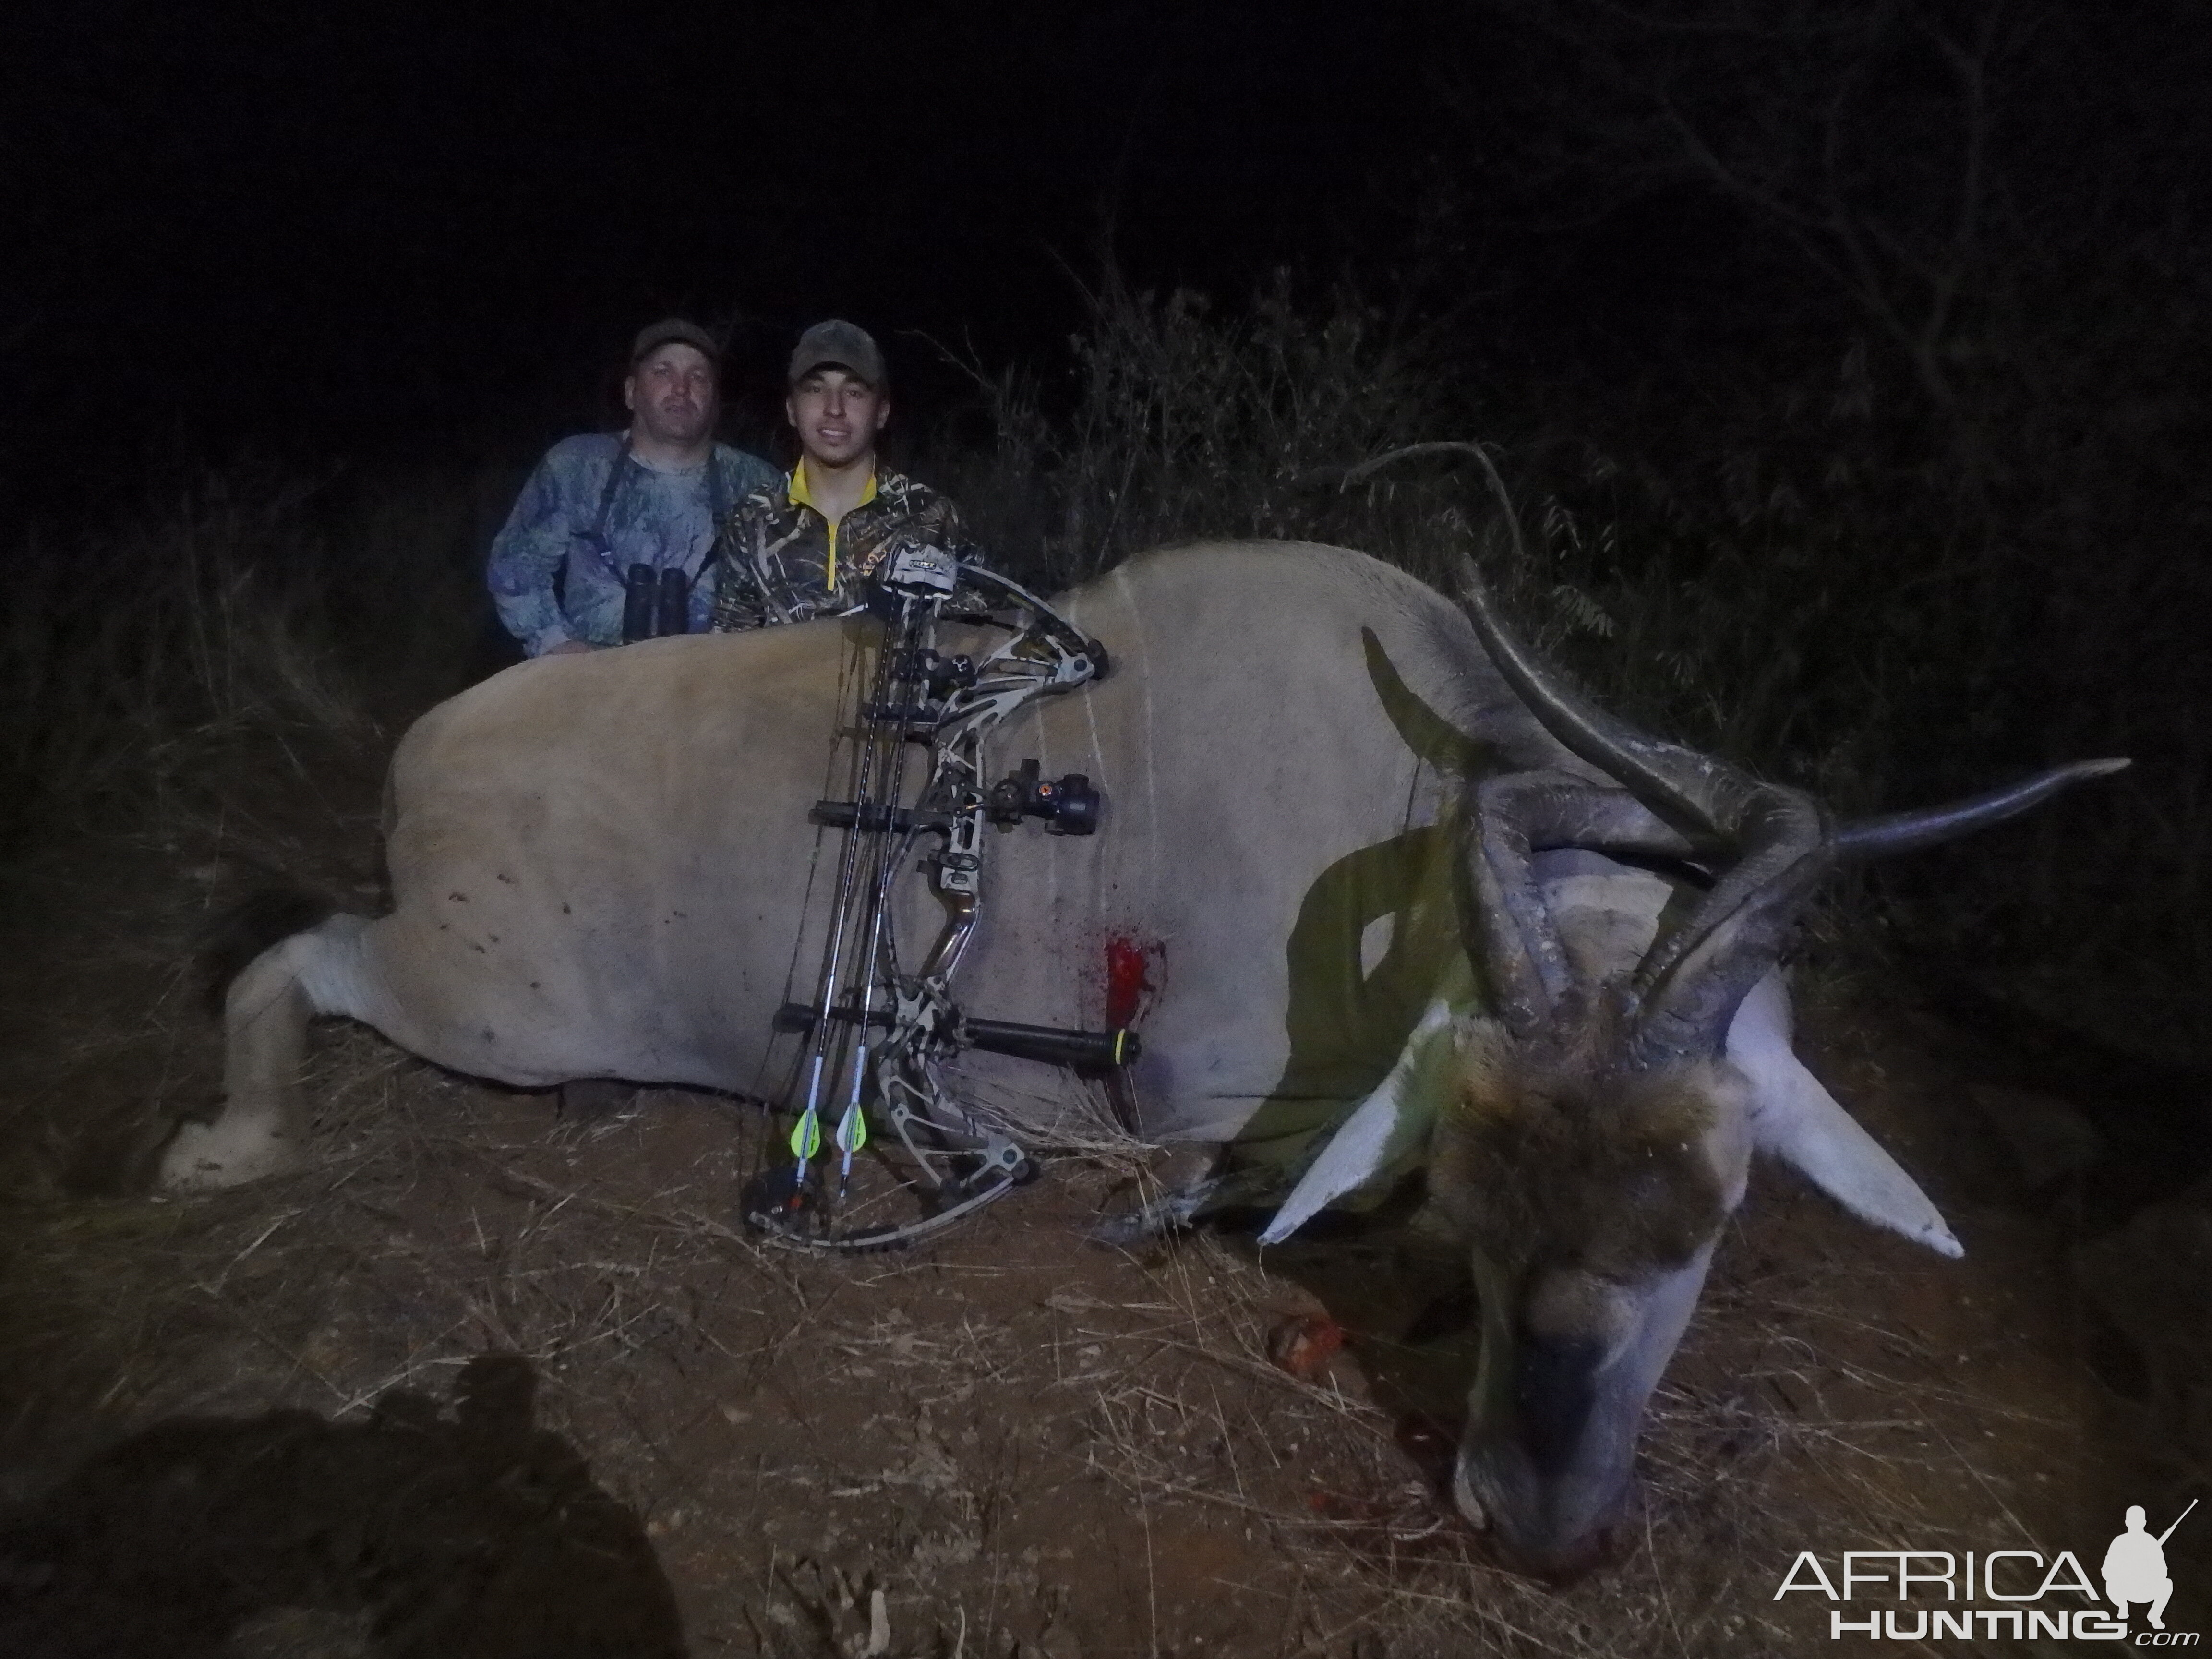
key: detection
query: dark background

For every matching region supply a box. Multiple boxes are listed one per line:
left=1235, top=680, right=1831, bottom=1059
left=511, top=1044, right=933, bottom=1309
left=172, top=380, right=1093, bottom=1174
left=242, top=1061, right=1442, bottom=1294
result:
left=5, top=0, right=2208, bottom=1056
left=6, top=1, right=1475, bottom=495
left=11, top=2, right=2203, bottom=497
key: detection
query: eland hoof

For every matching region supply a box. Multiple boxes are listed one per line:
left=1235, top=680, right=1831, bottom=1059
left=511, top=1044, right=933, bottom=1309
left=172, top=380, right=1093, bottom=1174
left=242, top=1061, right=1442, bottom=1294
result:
left=156, top=1115, right=307, bottom=1190
left=558, top=1079, right=640, bottom=1122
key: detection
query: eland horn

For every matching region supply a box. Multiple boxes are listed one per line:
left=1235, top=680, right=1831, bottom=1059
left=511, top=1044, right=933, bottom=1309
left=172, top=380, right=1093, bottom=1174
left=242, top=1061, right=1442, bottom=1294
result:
left=1453, top=548, right=2131, bottom=1066
left=1453, top=553, right=1834, bottom=1066
left=1835, top=758, right=2130, bottom=857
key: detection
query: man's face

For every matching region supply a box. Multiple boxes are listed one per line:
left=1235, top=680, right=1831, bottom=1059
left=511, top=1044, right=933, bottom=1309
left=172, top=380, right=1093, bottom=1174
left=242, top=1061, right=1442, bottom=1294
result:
left=625, top=344, right=719, bottom=448
left=786, top=367, right=889, bottom=469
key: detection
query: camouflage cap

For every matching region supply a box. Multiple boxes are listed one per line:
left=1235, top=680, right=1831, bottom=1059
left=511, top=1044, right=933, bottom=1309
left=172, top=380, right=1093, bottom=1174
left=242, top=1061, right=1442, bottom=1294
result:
left=788, top=319, right=886, bottom=388
left=630, top=317, right=720, bottom=366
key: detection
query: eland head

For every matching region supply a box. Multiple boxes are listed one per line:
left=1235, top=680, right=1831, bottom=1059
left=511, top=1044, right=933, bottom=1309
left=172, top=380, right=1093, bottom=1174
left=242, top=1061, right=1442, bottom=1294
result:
left=1264, top=551, right=2126, bottom=1575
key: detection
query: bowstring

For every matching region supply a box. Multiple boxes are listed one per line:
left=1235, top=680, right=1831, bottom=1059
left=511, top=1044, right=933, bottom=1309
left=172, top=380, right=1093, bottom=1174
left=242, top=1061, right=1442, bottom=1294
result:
left=745, top=625, right=868, bottom=1148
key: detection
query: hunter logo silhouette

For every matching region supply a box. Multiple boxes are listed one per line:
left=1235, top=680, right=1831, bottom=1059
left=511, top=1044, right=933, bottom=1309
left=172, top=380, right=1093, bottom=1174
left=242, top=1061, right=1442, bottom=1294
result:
left=2105, top=1500, right=2196, bottom=1631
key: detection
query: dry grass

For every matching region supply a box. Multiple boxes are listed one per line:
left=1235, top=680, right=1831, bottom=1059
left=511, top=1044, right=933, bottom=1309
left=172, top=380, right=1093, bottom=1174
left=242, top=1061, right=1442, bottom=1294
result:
left=1060, top=1233, right=2088, bottom=1658
left=0, top=978, right=2126, bottom=1657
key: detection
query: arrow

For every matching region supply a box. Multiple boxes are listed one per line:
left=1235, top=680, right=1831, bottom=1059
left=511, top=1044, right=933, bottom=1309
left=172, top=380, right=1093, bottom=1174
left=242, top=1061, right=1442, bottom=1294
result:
left=835, top=1042, right=870, bottom=1197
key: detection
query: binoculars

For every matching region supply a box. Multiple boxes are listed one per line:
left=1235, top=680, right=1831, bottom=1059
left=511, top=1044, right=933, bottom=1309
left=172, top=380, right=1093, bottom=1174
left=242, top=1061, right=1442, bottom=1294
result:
left=621, top=564, right=691, bottom=643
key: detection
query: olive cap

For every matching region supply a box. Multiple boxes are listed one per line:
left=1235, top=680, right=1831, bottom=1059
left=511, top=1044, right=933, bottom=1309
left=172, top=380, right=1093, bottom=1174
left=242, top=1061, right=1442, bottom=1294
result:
left=788, top=318, right=886, bottom=387
left=631, top=317, right=720, bottom=365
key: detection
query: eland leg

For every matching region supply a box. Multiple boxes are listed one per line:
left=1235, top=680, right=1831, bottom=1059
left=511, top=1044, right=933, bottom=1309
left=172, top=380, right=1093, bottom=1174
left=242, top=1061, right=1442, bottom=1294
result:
left=559, top=1079, right=640, bottom=1122
left=1087, top=1143, right=1275, bottom=1245
left=159, top=916, right=370, bottom=1190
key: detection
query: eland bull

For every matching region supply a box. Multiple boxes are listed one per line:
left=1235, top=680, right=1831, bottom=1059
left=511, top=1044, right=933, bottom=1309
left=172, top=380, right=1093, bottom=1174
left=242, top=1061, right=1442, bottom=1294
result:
left=158, top=540, right=2121, bottom=1573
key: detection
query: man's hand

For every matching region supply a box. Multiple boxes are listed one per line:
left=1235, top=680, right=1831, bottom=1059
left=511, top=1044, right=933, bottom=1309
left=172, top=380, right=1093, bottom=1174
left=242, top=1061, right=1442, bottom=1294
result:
left=543, top=639, right=597, bottom=656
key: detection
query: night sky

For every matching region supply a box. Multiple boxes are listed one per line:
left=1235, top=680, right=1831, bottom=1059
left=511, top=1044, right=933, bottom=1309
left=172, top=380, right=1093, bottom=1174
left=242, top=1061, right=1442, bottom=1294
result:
left=9, top=3, right=2206, bottom=510
left=7, top=2, right=1463, bottom=495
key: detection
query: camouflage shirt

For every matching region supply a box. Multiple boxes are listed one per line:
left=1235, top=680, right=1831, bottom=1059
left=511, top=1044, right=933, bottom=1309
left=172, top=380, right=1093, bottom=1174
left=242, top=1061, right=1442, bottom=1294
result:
left=709, top=467, right=981, bottom=630
left=487, top=433, right=779, bottom=655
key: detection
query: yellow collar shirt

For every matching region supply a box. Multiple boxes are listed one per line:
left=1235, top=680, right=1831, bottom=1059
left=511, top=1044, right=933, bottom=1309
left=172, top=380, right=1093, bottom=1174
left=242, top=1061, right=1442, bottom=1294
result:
left=785, top=461, right=878, bottom=589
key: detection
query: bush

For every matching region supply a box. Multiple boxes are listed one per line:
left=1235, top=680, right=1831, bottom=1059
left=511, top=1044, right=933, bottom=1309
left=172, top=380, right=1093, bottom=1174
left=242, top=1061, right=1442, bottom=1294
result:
left=3, top=273, right=2197, bottom=1061
left=0, top=463, right=509, bottom=858
left=949, top=271, right=2205, bottom=1058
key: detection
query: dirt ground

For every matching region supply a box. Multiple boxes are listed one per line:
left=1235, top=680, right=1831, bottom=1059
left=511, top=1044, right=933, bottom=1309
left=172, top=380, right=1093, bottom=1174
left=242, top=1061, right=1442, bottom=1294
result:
left=0, top=829, right=2200, bottom=1657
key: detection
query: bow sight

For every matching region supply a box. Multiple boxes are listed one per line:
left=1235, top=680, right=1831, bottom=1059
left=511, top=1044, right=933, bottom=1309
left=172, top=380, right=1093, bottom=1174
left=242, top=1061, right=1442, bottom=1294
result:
left=987, top=758, right=1099, bottom=835
left=744, top=545, right=1136, bottom=1250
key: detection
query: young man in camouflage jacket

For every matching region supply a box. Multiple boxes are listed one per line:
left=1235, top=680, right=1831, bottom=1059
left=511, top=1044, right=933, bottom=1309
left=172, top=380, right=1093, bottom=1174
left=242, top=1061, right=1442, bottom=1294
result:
left=710, top=320, right=979, bottom=630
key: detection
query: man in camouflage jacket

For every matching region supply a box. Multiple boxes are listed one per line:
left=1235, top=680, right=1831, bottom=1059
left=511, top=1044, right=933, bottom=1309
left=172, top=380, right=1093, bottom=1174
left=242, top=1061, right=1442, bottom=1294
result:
left=490, top=319, right=777, bottom=655
left=711, top=320, right=980, bottom=630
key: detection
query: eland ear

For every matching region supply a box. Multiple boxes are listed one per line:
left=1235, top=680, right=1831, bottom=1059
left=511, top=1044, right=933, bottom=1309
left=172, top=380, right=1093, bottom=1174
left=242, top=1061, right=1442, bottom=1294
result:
left=1728, top=973, right=1964, bottom=1259
left=1259, top=998, right=1457, bottom=1246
